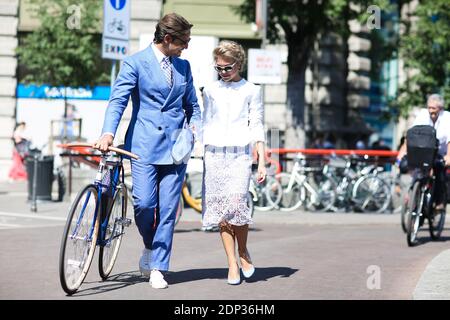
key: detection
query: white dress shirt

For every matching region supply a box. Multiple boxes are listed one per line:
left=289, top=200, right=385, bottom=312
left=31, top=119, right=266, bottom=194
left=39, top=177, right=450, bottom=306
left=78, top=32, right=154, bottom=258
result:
left=151, top=42, right=169, bottom=65
left=412, top=109, right=450, bottom=156
left=201, top=79, right=265, bottom=147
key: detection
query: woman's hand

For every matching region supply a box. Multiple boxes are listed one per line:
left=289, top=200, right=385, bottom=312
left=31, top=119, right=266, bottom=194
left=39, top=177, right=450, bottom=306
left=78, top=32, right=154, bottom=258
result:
left=256, top=164, right=266, bottom=184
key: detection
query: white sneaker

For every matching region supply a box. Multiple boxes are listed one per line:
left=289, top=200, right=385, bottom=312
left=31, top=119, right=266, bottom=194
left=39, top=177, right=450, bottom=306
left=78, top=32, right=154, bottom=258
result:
left=139, top=248, right=151, bottom=276
left=149, top=269, right=168, bottom=289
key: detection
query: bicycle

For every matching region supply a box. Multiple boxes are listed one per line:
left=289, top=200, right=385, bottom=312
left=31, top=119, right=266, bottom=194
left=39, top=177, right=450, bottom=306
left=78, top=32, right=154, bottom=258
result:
left=405, top=157, right=447, bottom=246
left=107, top=18, right=126, bottom=35
left=59, top=142, right=138, bottom=295
left=249, top=171, right=283, bottom=211
left=276, top=154, right=337, bottom=212
left=323, top=155, right=391, bottom=213
left=404, top=125, right=447, bottom=246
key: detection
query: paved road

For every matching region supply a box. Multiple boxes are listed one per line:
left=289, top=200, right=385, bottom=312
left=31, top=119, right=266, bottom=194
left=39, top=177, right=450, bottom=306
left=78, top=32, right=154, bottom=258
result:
left=0, top=195, right=450, bottom=300
left=1, top=182, right=450, bottom=300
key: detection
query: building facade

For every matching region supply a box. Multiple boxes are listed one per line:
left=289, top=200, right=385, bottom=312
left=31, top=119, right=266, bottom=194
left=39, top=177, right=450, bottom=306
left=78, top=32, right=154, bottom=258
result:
left=0, top=0, right=19, bottom=180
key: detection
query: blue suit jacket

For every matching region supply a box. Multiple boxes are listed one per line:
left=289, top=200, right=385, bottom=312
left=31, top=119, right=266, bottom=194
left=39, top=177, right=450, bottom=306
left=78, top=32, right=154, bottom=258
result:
left=101, top=45, right=201, bottom=164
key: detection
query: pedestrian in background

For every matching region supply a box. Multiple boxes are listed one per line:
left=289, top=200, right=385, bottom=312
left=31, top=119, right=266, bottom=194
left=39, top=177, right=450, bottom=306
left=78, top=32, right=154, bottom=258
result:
left=8, top=122, right=30, bottom=181
left=201, top=40, right=266, bottom=285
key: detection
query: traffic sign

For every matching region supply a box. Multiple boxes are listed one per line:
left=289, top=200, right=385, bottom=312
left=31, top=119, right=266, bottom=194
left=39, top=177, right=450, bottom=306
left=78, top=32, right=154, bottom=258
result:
left=103, top=0, right=130, bottom=41
left=248, top=49, right=282, bottom=84
left=102, top=0, right=130, bottom=60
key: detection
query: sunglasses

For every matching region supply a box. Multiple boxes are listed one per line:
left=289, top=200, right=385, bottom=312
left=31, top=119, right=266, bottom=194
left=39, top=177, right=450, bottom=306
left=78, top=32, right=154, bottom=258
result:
left=171, top=35, right=190, bottom=46
left=214, top=62, right=237, bottom=73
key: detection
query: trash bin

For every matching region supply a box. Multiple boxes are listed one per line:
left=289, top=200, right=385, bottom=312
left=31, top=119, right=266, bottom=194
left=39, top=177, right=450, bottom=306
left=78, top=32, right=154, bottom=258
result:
left=25, top=155, right=54, bottom=201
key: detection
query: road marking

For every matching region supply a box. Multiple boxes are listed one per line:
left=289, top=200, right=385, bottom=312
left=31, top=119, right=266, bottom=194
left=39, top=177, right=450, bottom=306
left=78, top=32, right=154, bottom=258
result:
left=0, top=211, right=66, bottom=221
left=0, top=223, right=21, bottom=228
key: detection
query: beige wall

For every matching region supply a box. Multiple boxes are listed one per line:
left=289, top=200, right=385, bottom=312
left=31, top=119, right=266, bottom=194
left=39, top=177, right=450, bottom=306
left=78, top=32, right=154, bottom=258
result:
left=163, top=0, right=258, bottom=39
left=0, top=0, right=19, bottom=181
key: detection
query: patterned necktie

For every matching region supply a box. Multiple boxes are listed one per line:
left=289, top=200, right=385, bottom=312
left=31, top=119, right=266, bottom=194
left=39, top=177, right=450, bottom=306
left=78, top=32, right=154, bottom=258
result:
left=161, top=56, right=172, bottom=88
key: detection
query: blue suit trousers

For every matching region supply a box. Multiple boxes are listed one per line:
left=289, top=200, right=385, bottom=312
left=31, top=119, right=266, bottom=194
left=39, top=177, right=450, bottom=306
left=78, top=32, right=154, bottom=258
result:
left=131, top=160, right=187, bottom=271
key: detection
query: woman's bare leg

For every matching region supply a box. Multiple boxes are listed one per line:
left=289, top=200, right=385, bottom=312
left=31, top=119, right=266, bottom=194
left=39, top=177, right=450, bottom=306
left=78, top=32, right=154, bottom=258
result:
left=233, top=224, right=253, bottom=271
left=220, top=222, right=239, bottom=279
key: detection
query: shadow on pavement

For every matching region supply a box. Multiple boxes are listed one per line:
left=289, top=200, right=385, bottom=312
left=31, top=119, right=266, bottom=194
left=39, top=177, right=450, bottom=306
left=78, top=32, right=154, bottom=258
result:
left=174, top=227, right=264, bottom=234
left=64, top=267, right=299, bottom=297
left=166, top=267, right=299, bottom=285
left=414, top=235, right=450, bottom=247
left=68, top=271, right=144, bottom=297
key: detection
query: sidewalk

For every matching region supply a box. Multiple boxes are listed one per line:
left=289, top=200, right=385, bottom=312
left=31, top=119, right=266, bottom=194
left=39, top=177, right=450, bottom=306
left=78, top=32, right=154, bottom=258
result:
left=1, top=180, right=449, bottom=299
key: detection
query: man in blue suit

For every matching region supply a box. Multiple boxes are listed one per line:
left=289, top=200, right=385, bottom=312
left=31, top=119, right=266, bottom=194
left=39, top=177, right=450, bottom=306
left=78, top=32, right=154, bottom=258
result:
left=95, top=13, right=201, bottom=289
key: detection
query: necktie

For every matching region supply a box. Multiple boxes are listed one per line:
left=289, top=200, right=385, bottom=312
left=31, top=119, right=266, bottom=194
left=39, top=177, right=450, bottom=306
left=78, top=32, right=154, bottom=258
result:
left=161, top=57, right=172, bottom=88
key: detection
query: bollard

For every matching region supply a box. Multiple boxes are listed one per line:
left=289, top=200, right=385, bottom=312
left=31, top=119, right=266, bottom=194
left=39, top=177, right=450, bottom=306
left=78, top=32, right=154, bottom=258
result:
left=30, top=153, right=38, bottom=212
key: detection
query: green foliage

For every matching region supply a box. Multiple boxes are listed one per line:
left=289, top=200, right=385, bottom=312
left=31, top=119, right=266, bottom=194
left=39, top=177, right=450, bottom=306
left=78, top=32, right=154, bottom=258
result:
left=233, top=0, right=392, bottom=130
left=395, top=0, right=450, bottom=117
left=16, top=0, right=109, bottom=87
left=234, top=0, right=389, bottom=45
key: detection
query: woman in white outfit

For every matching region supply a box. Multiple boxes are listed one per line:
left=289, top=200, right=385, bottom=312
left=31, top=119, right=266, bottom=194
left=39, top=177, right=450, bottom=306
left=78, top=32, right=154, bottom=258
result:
left=201, top=40, right=266, bottom=285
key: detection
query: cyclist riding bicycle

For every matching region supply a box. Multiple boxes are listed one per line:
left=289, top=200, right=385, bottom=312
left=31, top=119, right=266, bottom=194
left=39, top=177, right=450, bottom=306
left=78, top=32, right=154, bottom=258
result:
left=397, top=94, right=450, bottom=213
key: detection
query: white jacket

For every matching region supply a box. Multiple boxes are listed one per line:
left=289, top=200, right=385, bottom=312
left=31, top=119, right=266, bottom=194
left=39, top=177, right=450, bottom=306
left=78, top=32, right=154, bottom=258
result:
left=201, top=79, right=265, bottom=147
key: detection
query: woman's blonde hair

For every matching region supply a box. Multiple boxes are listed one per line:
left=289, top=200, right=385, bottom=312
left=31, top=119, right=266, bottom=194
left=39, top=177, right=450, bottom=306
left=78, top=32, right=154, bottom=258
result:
left=213, top=40, right=246, bottom=72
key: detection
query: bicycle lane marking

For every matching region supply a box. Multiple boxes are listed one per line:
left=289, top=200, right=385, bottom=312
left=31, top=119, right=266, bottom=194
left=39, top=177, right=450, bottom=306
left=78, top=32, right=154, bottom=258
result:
left=0, top=211, right=66, bottom=229
left=0, top=212, right=67, bottom=221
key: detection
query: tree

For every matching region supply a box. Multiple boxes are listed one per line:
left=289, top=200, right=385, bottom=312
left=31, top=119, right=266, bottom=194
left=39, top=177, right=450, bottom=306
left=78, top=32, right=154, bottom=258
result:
left=16, top=0, right=109, bottom=136
left=394, top=0, right=450, bottom=117
left=234, top=0, right=389, bottom=147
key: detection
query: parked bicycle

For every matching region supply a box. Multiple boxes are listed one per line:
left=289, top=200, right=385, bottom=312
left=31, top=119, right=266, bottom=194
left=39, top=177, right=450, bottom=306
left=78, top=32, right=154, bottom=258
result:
left=59, top=143, right=138, bottom=295
left=276, top=154, right=337, bottom=212
left=324, top=155, right=391, bottom=213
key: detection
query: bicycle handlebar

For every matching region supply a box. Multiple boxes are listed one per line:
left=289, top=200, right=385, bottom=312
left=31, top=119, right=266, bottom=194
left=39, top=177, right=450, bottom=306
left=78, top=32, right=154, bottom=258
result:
left=60, top=142, right=139, bottom=160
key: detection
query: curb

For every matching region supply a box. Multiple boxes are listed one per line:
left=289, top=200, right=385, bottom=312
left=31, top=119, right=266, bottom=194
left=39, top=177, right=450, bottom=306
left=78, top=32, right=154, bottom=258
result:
left=413, top=249, right=450, bottom=300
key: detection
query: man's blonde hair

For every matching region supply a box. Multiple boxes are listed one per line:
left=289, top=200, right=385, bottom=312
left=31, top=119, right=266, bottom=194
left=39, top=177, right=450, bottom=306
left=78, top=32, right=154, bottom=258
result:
left=213, top=40, right=246, bottom=72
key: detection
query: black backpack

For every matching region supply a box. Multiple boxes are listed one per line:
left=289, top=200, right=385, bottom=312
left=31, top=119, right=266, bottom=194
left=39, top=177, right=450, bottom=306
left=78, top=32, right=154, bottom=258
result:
left=406, top=125, right=438, bottom=169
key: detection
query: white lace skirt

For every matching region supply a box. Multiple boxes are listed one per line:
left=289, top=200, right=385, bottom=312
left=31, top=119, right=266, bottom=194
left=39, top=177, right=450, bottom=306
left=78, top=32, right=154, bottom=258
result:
left=202, top=144, right=253, bottom=228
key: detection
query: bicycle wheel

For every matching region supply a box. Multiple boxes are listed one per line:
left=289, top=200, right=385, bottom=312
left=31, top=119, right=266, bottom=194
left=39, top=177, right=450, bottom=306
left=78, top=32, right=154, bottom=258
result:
left=253, top=176, right=282, bottom=211
left=406, top=180, right=422, bottom=247
left=352, top=175, right=391, bottom=213
left=400, top=193, right=409, bottom=233
left=247, top=191, right=255, bottom=218
left=429, top=204, right=446, bottom=240
left=306, top=173, right=337, bottom=212
left=59, top=184, right=100, bottom=295
left=99, top=183, right=127, bottom=279
left=276, top=172, right=305, bottom=212
left=175, top=196, right=184, bottom=226
left=264, top=176, right=283, bottom=210
left=392, top=180, right=408, bottom=214
left=182, top=175, right=202, bottom=213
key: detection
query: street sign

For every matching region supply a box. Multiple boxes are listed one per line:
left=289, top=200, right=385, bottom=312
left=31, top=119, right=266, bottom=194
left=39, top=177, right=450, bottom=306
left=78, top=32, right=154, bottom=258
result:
left=248, top=49, right=282, bottom=84
left=102, top=0, right=130, bottom=60
left=102, top=38, right=129, bottom=60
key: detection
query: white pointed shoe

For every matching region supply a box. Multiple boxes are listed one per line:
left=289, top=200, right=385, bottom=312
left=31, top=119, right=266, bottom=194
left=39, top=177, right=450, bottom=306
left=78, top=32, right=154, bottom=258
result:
left=227, top=264, right=241, bottom=285
left=242, top=265, right=255, bottom=279
left=240, top=250, right=255, bottom=279
left=149, top=269, right=168, bottom=289
left=139, top=248, right=151, bottom=276
left=227, top=275, right=241, bottom=285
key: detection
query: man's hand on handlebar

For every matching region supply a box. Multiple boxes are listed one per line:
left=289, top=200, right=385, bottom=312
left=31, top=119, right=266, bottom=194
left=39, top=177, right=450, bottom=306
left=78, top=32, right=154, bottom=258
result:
left=93, top=134, right=114, bottom=153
